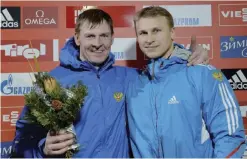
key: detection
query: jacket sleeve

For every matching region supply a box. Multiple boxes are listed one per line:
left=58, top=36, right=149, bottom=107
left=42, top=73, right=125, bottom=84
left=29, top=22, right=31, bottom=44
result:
left=200, top=65, right=245, bottom=158
left=9, top=106, right=48, bottom=158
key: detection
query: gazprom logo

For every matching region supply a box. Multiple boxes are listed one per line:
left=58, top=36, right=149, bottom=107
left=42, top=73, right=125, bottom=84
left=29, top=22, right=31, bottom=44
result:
left=1, top=74, right=33, bottom=96
left=8, top=74, right=13, bottom=85
left=174, top=17, right=200, bottom=26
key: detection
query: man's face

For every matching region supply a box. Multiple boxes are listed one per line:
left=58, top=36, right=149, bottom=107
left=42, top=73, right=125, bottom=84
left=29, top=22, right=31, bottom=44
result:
left=135, top=16, right=175, bottom=59
left=74, top=20, right=113, bottom=65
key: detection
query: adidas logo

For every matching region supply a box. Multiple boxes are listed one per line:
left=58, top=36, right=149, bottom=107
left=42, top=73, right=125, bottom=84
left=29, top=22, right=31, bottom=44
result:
left=228, top=70, right=247, bottom=90
left=1, top=7, right=20, bottom=28
left=1, top=8, right=14, bottom=21
left=168, top=96, right=179, bottom=104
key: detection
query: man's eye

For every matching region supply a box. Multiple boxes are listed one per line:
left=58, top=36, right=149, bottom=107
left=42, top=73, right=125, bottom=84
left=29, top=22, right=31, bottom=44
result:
left=87, top=35, right=94, bottom=38
left=139, top=32, right=146, bottom=35
left=101, top=34, right=109, bottom=38
left=153, top=29, right=160, bottom=33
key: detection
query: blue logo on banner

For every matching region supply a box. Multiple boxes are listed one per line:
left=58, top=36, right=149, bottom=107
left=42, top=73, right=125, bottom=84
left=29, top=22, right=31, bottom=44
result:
left=220, top=36, right=247, bottom=58
left=1, top=142, right=12, bottom=158
left=1, top=74, right=33, bottom=95
left=174, top=18, right=200, bottom=26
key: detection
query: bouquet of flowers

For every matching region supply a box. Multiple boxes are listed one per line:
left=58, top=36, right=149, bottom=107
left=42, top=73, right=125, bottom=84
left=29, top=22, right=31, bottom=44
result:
left=23, top=56, right=87, bottom=158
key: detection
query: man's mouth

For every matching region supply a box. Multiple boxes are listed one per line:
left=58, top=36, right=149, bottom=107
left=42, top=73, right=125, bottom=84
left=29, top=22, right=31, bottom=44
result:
left=91, top=49, right=105, bottom=53
left=93, top=50, right=104, bottom=53
left=145, top=46, right=158, bottom=48
left=145, top=45, right=158, bottom=49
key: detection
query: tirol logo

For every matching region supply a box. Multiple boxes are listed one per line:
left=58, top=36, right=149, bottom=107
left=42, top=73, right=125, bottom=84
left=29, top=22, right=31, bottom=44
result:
left=1, top=73, right=35, bottom=96
left=0, top=7, right=20, bottom=29
left=66, top=6, right=135, bottom=28
left=219, top=4, right=247, bottom=26
left=221, top=69, right=247, bottom=90
left=23, top=7, right=58, bottom=28
left=220, top=36, right=247, bottom=58
left=1, top=39, right=59, bottom=62
left=174, top=36, right=213, bottom=59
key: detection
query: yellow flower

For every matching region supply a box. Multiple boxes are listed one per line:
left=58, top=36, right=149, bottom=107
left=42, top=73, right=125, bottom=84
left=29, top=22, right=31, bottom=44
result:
left=44, top=78, right=58, bottom=94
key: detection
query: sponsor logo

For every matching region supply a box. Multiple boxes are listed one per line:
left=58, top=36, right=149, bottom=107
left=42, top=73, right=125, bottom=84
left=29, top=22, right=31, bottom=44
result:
left=0, top=7, right=20, bottom=29
left=111, top=38, right=136, bottom=60
left=1, top=107, right=23, bottom=129
left=174, top=36, right=213, bottom=59
left=23, top=7, right=58, bottom=28
left=220, top=36, right=247, bottom=58
left=1, top=39, right=59, bottom=62
left=0, top=142, right=12, bottom=158
left=1, top=73, right=35, bottom=96
left=219, top=4, right=247, bottom=26
left=144, top=5, right=212, bottom=27
left=2, top=111, right=19, bottom=127
left=221, top=69, right=247, bottom=90
left=168, top=96, right=179, bottom=104
left=66, top=6, right=135, bottom=28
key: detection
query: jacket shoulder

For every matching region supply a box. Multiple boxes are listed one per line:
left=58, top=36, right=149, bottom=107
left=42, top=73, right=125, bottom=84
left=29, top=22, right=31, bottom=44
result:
left=49, top=66, right=73, bottom=77
left=114, top=66, right=139, bottom=81
left=187, top=64, right=219, bottom=77
left=187, top=64, right=225, bottom=88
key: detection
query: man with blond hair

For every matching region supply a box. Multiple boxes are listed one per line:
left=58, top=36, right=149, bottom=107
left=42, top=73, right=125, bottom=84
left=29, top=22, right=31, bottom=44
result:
left=127, top=6, right=245, bottom=158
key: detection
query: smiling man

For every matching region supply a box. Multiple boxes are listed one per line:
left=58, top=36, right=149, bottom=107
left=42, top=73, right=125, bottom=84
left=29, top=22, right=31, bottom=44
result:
left=127, top=6, right=245, bottom=158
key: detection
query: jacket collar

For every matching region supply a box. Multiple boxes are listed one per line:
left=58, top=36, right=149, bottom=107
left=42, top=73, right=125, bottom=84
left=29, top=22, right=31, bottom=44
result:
left=146, top=44, right=191, bottom=80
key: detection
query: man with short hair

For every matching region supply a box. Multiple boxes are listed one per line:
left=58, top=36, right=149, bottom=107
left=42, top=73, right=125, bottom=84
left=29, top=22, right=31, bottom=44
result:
left=127, top=6, right=245, bottom=158
left=11, top=8, right=209, bottom=158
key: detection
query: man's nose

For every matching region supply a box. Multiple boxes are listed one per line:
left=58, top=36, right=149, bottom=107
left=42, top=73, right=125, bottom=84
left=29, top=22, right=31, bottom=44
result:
left=146, top=34, right=155, bottom=43
left=93, top=37, right=102, bottom=47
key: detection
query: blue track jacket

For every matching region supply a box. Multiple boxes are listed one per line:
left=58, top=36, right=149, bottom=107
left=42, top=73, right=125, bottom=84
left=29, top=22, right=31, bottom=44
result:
left=10, top=37, right=137, bottom=158
left=127, top=46, right=246, bottom=158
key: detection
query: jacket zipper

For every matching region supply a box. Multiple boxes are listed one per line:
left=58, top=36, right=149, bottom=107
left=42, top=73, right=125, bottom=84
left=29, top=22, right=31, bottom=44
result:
left=151, top=61, right=155, bottom=80
left=151, top=61, right=162, bottom=157
left=95, top=70, right=104, bottom=151
left=96, top=72, right=100, bottom=79
left=154, top=93, right=160, bottom=157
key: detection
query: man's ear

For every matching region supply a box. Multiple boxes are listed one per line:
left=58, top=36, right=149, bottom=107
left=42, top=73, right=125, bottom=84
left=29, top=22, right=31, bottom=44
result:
left=170, top=27, right=175, bottom=41
left=74, top=34, right=80, bottom=46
